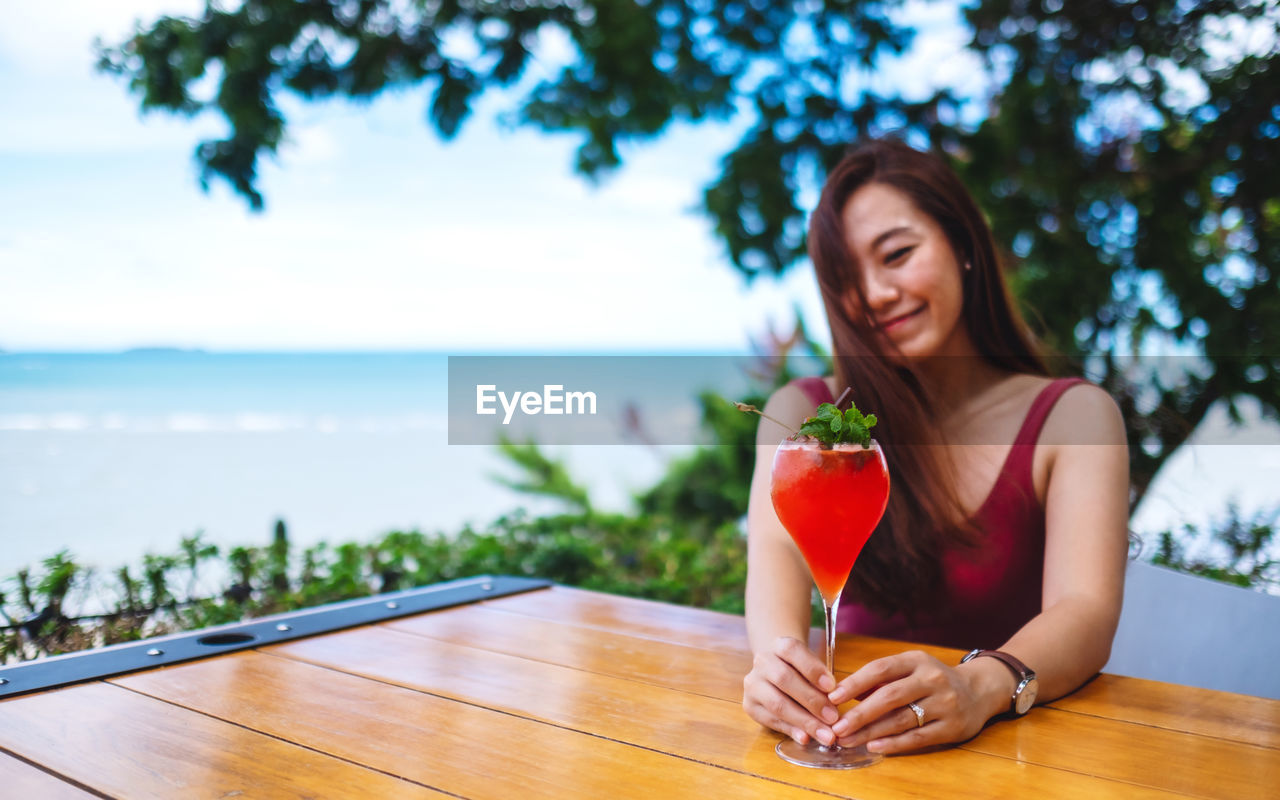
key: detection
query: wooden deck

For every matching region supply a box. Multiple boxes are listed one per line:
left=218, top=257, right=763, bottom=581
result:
left=1, top=584, right=1277, bottom=798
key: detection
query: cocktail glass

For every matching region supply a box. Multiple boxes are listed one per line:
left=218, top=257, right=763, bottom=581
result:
left=770, top=437, right=890, bottom=769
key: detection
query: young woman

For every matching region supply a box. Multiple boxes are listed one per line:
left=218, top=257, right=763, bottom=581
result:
left=742, top=139, right=1130, bottom=755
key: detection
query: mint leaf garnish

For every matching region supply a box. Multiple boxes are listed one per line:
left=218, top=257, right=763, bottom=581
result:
left=732, top=397, right=879, bottom=448
left=797, top=402, right=877, bottom=447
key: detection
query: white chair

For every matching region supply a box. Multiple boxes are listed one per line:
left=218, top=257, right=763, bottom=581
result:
left=1104, top=560, right=1280, bottom=699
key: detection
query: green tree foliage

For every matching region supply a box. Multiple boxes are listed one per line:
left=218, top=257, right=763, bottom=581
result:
left=1150, top=502, right=1278, bottom=588
left=96, top=1, right=1280, bottom=503
left=491, top=436, right=593, bottom=512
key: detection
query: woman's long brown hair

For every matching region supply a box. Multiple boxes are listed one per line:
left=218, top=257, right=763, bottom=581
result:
left=808, top=138, right=1048, bottom=617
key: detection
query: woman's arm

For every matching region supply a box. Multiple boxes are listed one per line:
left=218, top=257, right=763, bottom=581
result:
left=827, top=383, right=1130, bottom=753
left=992, top=383, right=1130, bottom=697
left=741, top=383, right=843, bottom=747
left=745, top=386, right=817, bottom=651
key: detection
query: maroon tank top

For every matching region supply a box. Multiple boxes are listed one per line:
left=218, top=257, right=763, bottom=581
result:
left=790, top=375, right=1087, bottom=649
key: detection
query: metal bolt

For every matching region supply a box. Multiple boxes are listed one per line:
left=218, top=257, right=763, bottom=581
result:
left=146, top=648, right=164, bottom=656
left=276, top=624, right=292, bottom=632
left=385, top=601, right=399, bottom=609
left=482, top=583, right=493, bottom=591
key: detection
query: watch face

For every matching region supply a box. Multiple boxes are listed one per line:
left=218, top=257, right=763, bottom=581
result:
left=1015, top=678, right=1039, bottom=715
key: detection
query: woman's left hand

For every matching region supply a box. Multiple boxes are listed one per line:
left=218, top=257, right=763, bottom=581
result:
left=827, top=650, right=1003, bottom=754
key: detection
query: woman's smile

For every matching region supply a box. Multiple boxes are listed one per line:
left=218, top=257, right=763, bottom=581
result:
left=879, top=305, right=926, bottom=332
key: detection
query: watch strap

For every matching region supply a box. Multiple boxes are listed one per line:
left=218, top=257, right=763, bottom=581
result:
left=961, top=649, right=1034, bottom=681
left=961, top=649, right=1037, bottom=715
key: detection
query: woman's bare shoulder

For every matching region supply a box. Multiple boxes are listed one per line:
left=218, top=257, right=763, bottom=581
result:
left=763, top=377, right=834, bottom=413
left=1043, top=379, right=1127, bottom=445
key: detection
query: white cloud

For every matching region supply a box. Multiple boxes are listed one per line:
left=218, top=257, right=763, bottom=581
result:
left=0, top=105, right=825, bottom=352
left=0, top=1, right=206, bottom=77
left=0, top=0, right=224, bottom=155
left=872, top=0, right=988, bottom=103
left=282, top=124, right=340, bottom=166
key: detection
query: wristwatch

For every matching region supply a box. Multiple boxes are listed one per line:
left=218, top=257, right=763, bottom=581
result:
left=961, top=649, right=1039, bottom=716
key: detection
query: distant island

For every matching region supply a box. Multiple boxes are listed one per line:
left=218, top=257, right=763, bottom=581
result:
left=123, top=346, right=210, bottom=355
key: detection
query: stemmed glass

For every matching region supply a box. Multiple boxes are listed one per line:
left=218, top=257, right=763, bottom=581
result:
left=770, top=437, right=890, bottom=769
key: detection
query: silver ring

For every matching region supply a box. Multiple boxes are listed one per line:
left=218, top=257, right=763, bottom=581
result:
left=907, top=701, right=925, bottom=728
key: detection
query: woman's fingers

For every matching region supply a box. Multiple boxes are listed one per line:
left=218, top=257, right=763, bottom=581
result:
left=763, top=638, right=839, bottom=724
left=830, top=672, right=930, bottom=739
left=741, top=637, right=843, bottom=745
left=827, top=651, right=990, bottom=754
left=828, top=651, right=924, bottom=705
left=835, top=704, right=923, bottom=749
left=773, top=636, right=837, bottom=693
left=743, top=678, right=837, bottom=746
left=865, top=722, right=948, bottom=755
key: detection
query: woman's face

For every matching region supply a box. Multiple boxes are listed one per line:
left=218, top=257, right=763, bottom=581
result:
left=839, top=182, right=971, bottom=361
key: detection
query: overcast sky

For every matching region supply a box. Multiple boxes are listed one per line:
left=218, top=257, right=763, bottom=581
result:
left=0, top=1, right=987, bottom=352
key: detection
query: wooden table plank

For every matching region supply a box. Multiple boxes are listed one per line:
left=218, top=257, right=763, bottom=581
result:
left=967, top=707, right=1279, bottom=799
left=489, top=586, right=1280, bottom=749
left=385, top=601, right=1277, bottom=800
left=0, top=752, right=100, bottom=799
left=0, top=682, right=449, bottom=799
left=112, top=650, right=840, bottom=800
left=480, top=585, right=754, bottom=653
left=391, top=599, right=963, bottom=699
left=385, top=604, right=753, bottom=702
left=481, top=586, right=964, bottom=666
left=266, top=624, right=1190, bottom=799
left=1049, top=673, right=1280, bottom=750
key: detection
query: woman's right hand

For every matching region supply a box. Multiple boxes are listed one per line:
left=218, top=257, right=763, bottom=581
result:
left=742, top=636, right=841, bottom=747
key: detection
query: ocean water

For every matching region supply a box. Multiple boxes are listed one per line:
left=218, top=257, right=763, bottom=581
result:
left=0, top=352, right=686, bottom=579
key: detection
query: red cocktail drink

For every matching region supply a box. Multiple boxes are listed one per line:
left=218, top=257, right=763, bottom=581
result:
left=770, top=437, right=890, bottom=769
left=771, top=442, right=890, bottom=602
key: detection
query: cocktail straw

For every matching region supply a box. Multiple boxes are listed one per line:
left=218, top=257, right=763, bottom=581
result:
left=833, top=386, right=853, bottom=411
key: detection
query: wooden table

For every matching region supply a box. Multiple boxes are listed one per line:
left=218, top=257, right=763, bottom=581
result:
left=1, top=583, right=1277, bottom=798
